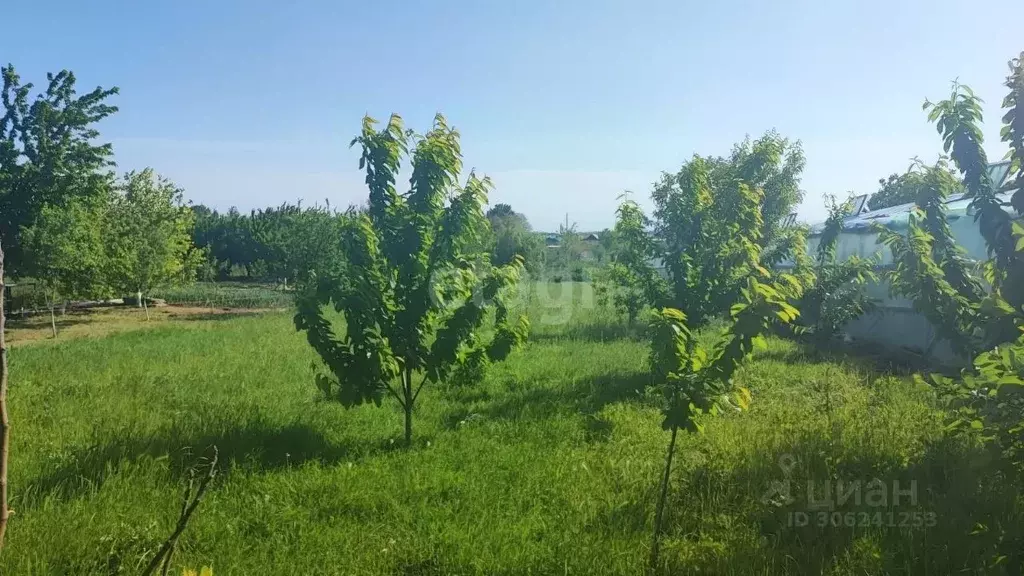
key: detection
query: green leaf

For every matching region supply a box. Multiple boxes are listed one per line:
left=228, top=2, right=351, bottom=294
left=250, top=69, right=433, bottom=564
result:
left=751, top=334, right=767, bottom=351
left=733, top=387, right=752, bottom=411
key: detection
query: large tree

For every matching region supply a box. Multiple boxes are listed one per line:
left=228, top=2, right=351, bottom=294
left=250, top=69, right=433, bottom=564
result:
left=294, top=114, right=529, bottom=446
left=875, top=54, right=1024, bottom=483
left=795, top=196, right=877, bottom=342
left=0, top=65, right=118, bottom=276
left=105, top=169, right=203, bottom=317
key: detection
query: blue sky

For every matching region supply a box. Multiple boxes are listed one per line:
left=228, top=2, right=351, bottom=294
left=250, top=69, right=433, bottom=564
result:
left=4, top=0, right=1019, bottom=230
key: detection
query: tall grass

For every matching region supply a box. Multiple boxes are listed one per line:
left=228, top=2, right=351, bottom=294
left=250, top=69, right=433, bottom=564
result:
left=0, top=283, right=1019, bottom=574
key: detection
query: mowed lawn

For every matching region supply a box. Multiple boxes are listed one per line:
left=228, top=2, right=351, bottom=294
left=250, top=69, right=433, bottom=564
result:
left=2, top=283, right=1021, bottom=575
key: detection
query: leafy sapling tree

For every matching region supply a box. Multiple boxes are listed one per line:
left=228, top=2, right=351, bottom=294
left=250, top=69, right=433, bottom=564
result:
left=20, top=199, right=108, bottom=337
left=797, top=196, right=877, bottom=344
left=879, top=54, right=1024, bottom=480
left=648, top=276, right=803, bottom=570
left=923, top=60, right=1024, bottom=468
left=602, top=195, right=667, bottom=325
left=879, top=77, right=1022, bottom=360
left=554, top=219, right=583, bottom=279
left=876, top=156, right=992, bottom=358
left=652, top=132, right=805, bottom=330
left=294, top=114, right=529, bottom=446
left=645, top=160, right=805, bottom=568
left=923, top=79, right=1024, bottom=312
left=106, top=169, right=203, bottom=319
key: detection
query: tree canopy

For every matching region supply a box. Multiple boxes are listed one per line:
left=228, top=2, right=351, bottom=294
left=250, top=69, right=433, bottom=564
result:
left=105, top=169, right=203, bottom=302
left=192, top=202, right=349, bottom=283
left=652, top=131, right=804, bottom=328
left=0, top=65, right=118, bottom=276
left=485, top=203, right=543, bottom=273
left=20, top=198, right=108, bottom=304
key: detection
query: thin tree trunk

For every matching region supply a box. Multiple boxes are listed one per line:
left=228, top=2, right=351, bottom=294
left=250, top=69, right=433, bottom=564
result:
left=143, top=298, right=150, bottom=321
left=136, top=290, right=143, bottom=308
left=403, top=367, right=413, bottom=447
left=0, top=238, right=10, bottom=552
left=649, top=425, right=679, bottom=573
left=49, top=304, right=57, bottom=339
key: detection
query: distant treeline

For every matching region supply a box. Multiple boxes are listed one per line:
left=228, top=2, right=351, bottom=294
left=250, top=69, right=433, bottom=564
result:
left=191, top=203, right=350, bottom=284
left=190, top=201, right=611, bottom=283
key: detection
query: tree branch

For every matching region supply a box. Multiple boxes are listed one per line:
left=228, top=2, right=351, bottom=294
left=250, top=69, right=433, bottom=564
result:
left=412, top=373, right=429, bottom=405
left=142, top=446, right=219, bottom=576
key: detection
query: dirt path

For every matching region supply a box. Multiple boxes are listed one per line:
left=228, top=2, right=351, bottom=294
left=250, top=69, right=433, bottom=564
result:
left=3, top=305, right=279, bottom=346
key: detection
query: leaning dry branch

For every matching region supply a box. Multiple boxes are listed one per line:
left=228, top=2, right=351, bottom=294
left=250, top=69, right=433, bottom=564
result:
left=142, top=446, right=219, bottom=576
left=0, top=237, right=10, bottom=554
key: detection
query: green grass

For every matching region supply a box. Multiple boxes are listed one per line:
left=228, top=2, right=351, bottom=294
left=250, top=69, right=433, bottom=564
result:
left=150, top=282, right=293, bottom=309
left=2, top=283, right=1021, bottom=574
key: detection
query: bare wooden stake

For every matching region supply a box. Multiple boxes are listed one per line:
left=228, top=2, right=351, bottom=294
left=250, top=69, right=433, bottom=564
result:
left=0, top=237, right=10, bottom=553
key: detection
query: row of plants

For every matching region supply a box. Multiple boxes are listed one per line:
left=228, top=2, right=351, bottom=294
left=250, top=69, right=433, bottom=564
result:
left=586, top=51, right=1024, bottom=570
left=1, top=67, right=205, bottom=334
left=150, top=282, right=295, bottom=310
left=191, top=202, right=349, bottom=285
left=291, top=84, right=1019, bottom=568
left=2, top=52, right=1022, bottom=573
left=290, top=110, right=811, bottom=572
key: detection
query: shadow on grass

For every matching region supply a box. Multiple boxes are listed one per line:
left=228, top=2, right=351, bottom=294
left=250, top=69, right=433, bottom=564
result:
left=461, top=371, right=653, bottom=429
left=7, top=313, right=96, bottom=331
left=614, top=432, right=1023, bottom=575
left=177, top=311, right=268, bottom=322
left=22, top=421, right=396, bottom=503
left=756, top=338, right=942, bottom=378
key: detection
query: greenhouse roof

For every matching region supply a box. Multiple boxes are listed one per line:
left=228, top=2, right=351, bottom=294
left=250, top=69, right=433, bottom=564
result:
left=808, top=161, right=1017, bottom=235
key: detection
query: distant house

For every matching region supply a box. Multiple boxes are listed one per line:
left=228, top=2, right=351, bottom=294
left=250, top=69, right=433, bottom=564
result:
left=579, top=233, right=601, bottom=260
left=545, top=234, right=560, bottom=247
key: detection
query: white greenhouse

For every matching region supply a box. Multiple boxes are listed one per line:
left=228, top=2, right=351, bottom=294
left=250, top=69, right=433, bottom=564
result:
left=781, top=161, right=1018, bottom=363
